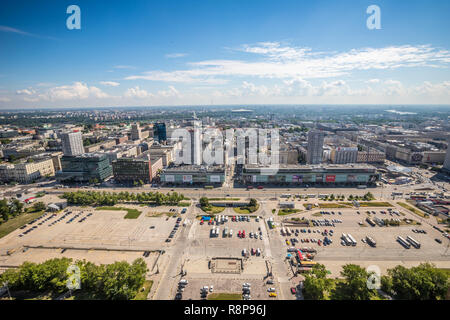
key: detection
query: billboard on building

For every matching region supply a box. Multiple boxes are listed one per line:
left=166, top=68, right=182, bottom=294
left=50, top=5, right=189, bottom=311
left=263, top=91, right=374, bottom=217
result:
left=210, top=175, right=221, bottom=183
left=165, top=175, right=175, bottom=182
left=182, top=175, right=193, bottom=183
left=347, top=175, right=357, bottom=182
left=326, top=175, right=336, bottom=182
left=252, top=175, right=257, bottom=183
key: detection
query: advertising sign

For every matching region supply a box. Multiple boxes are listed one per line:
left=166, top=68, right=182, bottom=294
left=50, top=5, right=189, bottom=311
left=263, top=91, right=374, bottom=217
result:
left=210, top=175, right=221, bottom=183
left=165, top=175, right=175, bottom=182
left=326, top=175, right=336, bottom=182
left=182, top=175, right=193, bottom=183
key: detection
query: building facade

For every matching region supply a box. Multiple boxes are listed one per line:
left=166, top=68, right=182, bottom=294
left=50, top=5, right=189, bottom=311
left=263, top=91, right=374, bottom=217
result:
left=0, top=158, right=55, bottom=183
left=444, top=140, right=450, bottom=172
left=131, top=123, right=142, bottom=141
left=57, top=153, right=113, bottom=183
left=61, top=131, right=84, bottom=156
left=160, top=165, right=225, bottom=185
left=154, top=122, right=167, bottom=142
left=240, top=164, right=380, bottom=186
left=306, top=130, right=324, bottom=165
left=330, top=147, right=358, bottom=164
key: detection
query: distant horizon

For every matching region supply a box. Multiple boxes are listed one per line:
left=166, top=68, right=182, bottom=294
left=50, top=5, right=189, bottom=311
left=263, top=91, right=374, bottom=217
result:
left=1, top=103, right=450, bottom=113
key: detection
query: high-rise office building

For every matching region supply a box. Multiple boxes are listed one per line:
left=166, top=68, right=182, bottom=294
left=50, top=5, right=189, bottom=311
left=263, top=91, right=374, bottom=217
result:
left=154, top=122, right=167, bottom=143
left=61, top=131, right=84, bottom=156
left=307, top=130, right=324, bottom=164
left=131, top=123, right=142, bottom=141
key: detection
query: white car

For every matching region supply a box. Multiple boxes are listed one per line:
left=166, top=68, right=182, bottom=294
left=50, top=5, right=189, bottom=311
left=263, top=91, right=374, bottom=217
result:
left=243, top=283, right=251, bottom=287
left=267, top=288, right=276, bottom=292
left=209, top=286, right=214, bottom=292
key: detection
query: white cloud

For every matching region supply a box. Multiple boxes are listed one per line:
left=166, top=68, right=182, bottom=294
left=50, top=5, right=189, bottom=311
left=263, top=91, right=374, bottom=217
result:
left=165, top=53, right=188, bottom=58
left=39, top=82, right=109, bottom=101
left=113, top=65, right=136, bottom=70
left=0, top=97, right=11, bottom=102
left=126, top=43, right=450, bottom=85
left=100, top=81, right=120, bottom=87
left=124, top=86, right=153, bottom=99
left=366, top=79, right=380, bottom=84
left=16, top=88, right=36, bottom=95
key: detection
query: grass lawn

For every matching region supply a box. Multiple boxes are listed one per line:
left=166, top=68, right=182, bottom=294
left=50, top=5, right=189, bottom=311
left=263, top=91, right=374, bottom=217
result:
left=233, top=205, right=259, bottom=214
left=278, top=209, right=301, bottom=216
left=133, top=280, right=153, bottom=300
left=201, top=205, right=226, bottom=214
left=303, top=203, right=351, bottom=209
left=177, top=202, right=191, bottom=207
left=148, top=211, right=173, bottom=217
left=357, top=202, right=393, bottom=207
left=398, top=202, right=429, bottom=219
left=207, top=293, right=242, bottom=300
left=95, top=206, right=142, bottom=219
left=0, top=210, right=45, bottom=239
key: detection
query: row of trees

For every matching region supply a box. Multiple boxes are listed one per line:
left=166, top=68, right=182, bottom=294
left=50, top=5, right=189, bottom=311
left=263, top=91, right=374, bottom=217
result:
left=0, top=258, right=148, bottom=300
left=0, top=198, right=24, bottom=224
left=303, top=263, right=448, bottom=300
left=62, top=190, right=187, bottom=206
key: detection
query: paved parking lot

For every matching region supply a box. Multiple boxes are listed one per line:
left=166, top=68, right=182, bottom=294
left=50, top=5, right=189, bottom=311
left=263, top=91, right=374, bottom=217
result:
left=275, top=207, right=450, bottom=277
left=0, top=205, right=190, bottom=269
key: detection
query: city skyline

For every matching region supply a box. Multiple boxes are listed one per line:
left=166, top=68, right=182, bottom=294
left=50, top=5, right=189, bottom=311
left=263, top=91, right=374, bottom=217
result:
left=0, top=0, right=450, bottom=108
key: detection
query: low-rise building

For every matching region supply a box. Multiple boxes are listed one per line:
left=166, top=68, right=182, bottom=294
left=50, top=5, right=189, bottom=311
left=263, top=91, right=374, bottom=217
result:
left=112, top=153, right=162, bottom=183
left=57, top=153, right=113, bottom=183
left=0, top=157, right=55, bottom=183
left=240, top=164, right=380, bottom=186
left=160, top=165, right=225, bottom=185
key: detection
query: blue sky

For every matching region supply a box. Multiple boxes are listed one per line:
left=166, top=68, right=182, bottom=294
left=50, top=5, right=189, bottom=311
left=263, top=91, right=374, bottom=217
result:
left=0, top=0, right=449, bottom=108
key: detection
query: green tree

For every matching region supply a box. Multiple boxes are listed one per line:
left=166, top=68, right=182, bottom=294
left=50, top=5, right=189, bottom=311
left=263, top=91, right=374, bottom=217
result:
left=199, top=197, right=209, bottom=208
left=303, top=264, right=332, bottom=300
left=32, top=201, right=46, bottom=212
left=249, top=198, right=258, bottom=208
left=331, top=264, right=375, bottom=300
left=384, top=263, right=448, bottom=300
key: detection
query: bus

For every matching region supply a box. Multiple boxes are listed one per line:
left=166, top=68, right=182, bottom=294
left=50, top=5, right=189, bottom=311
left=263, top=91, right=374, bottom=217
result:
left=357, top=185, right=367, bottom=190
left=366, top=236, right=377, bottom=247
left=406, top=236, right=421, bottom=249
left=347, top=234, right=357, bottom=246
left=281, top=194, right=291, bottom=198
left=286, top=228, right=292, bottom=236
left=300, top=261, right=317, bottom=268
left=397, top=236, right=411, bottom=249
left=204, top=185, right=214, bottom=189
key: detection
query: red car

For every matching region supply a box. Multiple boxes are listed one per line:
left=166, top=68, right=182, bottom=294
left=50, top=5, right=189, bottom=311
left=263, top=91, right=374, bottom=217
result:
left=290, top=287, right=297, bottom=295
left=238, top=230, right=241, bottom=237
left=257, top=186, right=264, bottom=190
left=200, top=221, right=204, bottom=225
left=242, top=230, right=246, bottom=238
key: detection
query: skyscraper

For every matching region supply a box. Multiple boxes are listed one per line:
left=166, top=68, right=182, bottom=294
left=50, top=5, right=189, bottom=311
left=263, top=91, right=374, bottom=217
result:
left=154, top=122, right=167, bottom=143
left=61, top=131, right=84, bottom=156
left=307, top=130, right=324, bottom=164
left=131, top=123, right=142, bottom=141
